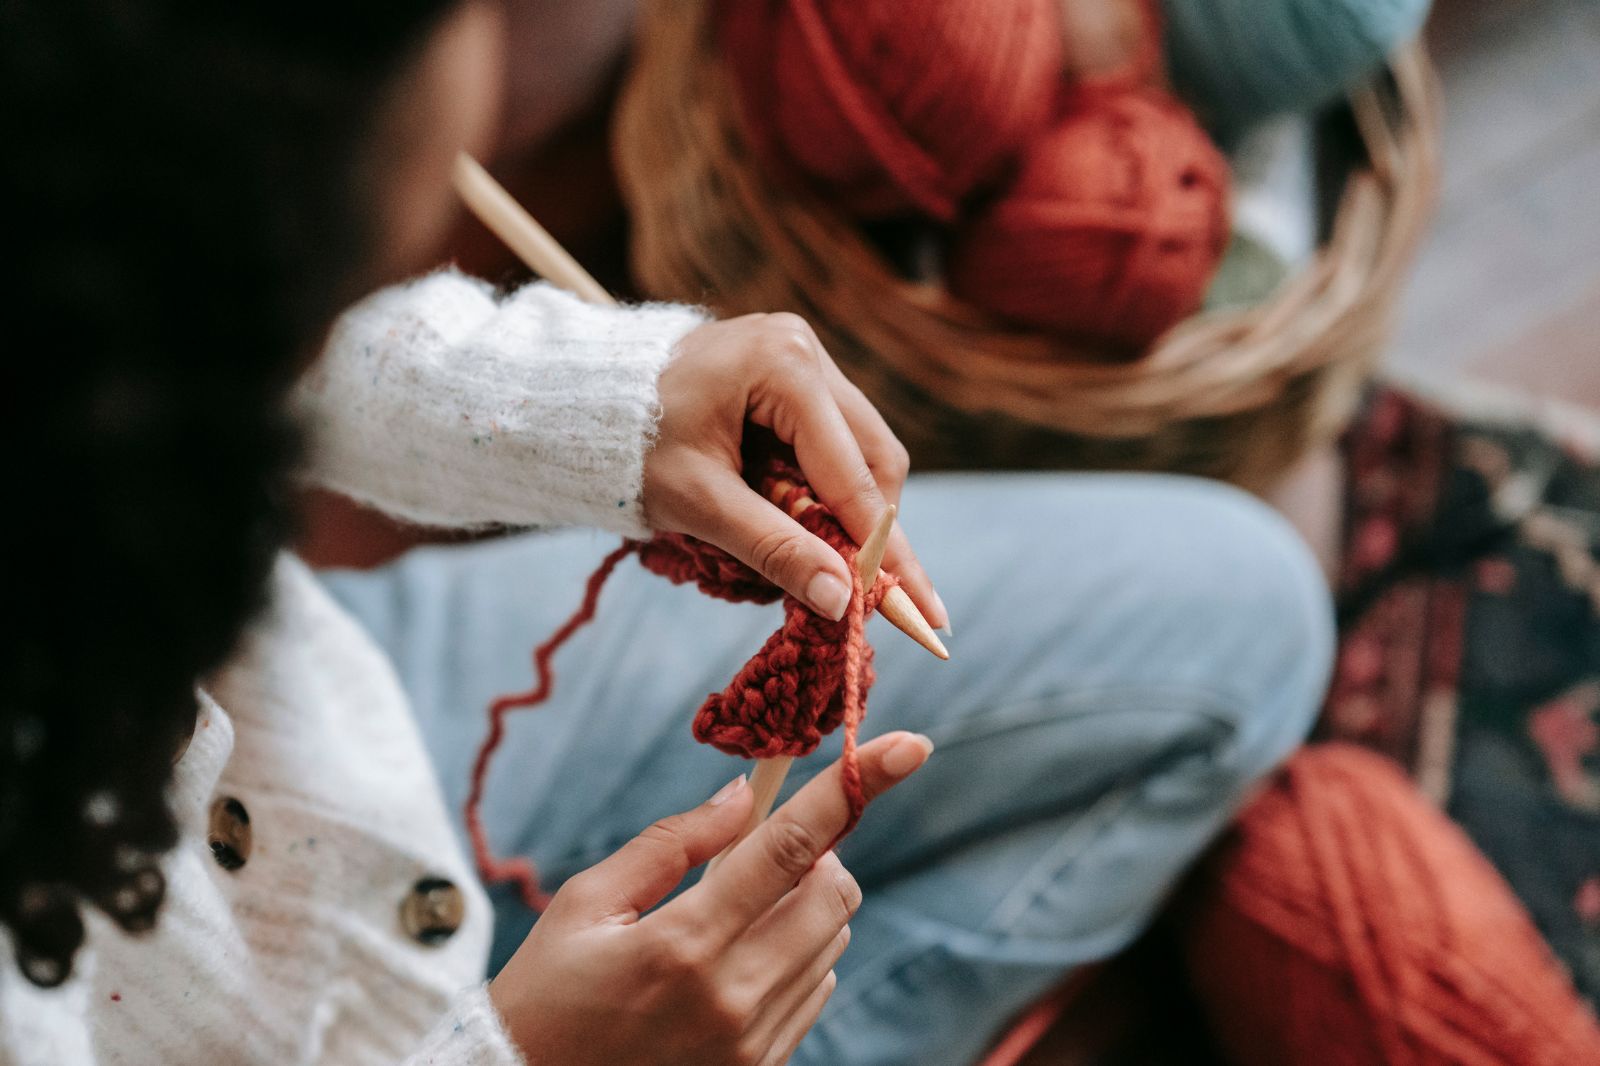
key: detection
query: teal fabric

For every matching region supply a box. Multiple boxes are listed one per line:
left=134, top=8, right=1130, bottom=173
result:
left=1163, top=0, right=1432, bottom=132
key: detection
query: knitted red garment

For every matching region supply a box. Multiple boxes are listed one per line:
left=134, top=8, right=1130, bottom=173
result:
left=464, top=457, right=894, bottom=908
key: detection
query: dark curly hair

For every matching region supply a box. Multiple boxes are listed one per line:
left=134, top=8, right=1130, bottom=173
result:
left=1, top=0, right=460, bottom=986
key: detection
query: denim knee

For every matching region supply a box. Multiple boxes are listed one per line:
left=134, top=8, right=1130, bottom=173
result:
left=1152, top=478, right=1334, bottom=792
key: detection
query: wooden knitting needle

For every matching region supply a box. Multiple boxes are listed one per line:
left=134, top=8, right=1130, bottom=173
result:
left=769, top=481, right=949, bottom=661
left=451, top=152, right=949, bottom=661
left=705, top=503, right=899, bottom=874
left=453, top=154, right=614, bottom=306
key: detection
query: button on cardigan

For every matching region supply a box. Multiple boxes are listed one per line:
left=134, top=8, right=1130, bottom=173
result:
left=0, top=273, right=708, bottom=1065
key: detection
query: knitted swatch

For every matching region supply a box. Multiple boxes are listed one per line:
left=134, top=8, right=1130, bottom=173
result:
left=464, top=455, right=893, bottom=908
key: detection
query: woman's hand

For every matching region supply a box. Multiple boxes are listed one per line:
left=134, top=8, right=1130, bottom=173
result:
left=643, top=313, right=948, bottom=628
left=488, top=731, right=933, bottom=1066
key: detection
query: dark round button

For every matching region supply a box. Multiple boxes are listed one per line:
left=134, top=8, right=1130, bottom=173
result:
left=400, top=877, right=464, bottom=946
left=207, top=797, right=252, bottom=871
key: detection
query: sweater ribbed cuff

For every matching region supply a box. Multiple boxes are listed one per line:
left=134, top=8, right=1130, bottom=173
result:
left=405, top=985, right=525, bottom=1066
left=296, top=271, right=708, bottom=537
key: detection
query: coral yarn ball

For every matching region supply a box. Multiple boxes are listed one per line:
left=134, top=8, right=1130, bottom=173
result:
left=1182, top=744, right=1600, bottom=1066
left=721, top=0, right=1064, bottom=222
left=946, top=87, right=1231, bottom=352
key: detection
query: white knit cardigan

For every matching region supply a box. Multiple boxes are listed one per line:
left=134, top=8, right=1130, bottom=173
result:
left=0, top=272, right=707, bottom=1065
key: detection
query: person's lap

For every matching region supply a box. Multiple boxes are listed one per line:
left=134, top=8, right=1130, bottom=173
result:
left=320, top=472, right=1333, bottom=1065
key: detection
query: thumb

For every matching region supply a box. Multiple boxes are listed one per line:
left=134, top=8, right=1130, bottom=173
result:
left=556, top=774, right=753, bottom=922
left=687, top=471, right=854, bottom=621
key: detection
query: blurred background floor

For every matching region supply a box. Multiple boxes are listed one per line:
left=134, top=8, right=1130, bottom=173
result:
left=1394, top=0, right=1600, bottom=401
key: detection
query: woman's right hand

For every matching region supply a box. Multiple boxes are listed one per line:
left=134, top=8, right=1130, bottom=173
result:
left=488, top=731, right=933, bottom=1065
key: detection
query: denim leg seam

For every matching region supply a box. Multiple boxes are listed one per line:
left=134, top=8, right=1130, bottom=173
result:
left=984, top=783, right=1143, bottom=934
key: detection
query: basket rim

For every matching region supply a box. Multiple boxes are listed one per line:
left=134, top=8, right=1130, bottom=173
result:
left=614, top=0, right=1442, bottom=434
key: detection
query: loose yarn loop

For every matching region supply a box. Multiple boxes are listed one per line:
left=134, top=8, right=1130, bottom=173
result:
left=465, top=458, right=893, bottom=908
left=1181, top=744, right=1600, bottom=1065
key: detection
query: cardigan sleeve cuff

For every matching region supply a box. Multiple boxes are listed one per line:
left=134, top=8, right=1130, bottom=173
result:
left=295, top=270, right=709, bottom=538
left=404, top=985, right=525, bottom=1066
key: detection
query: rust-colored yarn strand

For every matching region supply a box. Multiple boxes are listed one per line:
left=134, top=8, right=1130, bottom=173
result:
left=464, top=458, right=892, bottom=908
left=464, top=542, right=638, bottom=909
left=835, top=564, right=869, bottom=841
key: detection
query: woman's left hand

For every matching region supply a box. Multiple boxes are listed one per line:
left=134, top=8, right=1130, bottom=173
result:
left=642, top=313, right=947, bottom=628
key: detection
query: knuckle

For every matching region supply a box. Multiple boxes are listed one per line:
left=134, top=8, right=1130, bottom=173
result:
left=637, top=818, right=692, bottom=867
left=652, top=927, right=715, bottom=980
left=850, top=461, right=882, bottom=499
left=762, top=818, right=825, bottom=879
left=829, top=867, right=863, bottom=921
left=552, top=869, right=596, bottom=909
left=747, top=526, right=810, bottom=583
left=763, top=311, right=812, bottom=338
left=879, top=439, right=911, bottom=481
left=704, top=986, right=752, bottom=1040
left=759, top=317, right=820, bottom=371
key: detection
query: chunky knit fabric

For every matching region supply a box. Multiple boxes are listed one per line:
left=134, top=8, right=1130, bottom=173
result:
left=467, top=460, right=895, bottom=908
left=0, top=272, right=706, bottom=1065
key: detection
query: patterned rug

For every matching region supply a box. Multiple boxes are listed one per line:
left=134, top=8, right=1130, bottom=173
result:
left=1322, top=379, right=1600, bottom=1001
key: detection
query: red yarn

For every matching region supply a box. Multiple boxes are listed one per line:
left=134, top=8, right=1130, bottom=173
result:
left=721, top=0, right=1063, bottom=221
left=465, top=457, right=893, bottom=908
left=947, top=85, right=1231, bottom=353
left=1181, top=744, right=1600, bottom=1065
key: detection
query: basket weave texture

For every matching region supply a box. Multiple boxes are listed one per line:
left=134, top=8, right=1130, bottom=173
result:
left=613, top=1, right=1441, bottom=489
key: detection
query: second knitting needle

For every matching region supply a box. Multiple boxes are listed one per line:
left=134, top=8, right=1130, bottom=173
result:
left=705, top=504, right=899, bottom=874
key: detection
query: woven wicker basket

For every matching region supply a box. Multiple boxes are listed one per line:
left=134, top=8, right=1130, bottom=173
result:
left=613, top=1, right=1442, bottom=490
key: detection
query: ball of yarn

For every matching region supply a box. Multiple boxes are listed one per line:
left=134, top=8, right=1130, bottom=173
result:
left=1180, top=744, right=1600, bottom=1066
left=1162, top=0, right=1432, bottom=132
left=720, top=0, right=1063, bottom=222
left=946, top=87, right=1230, bottom=351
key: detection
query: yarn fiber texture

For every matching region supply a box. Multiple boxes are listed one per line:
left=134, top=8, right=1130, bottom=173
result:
left=1162, top=0, right=1432, bottom=132
left=464, top=455, right=891, bottom=908
left=947, top=86, right=1232, bottom=351
left=1181, top=743, right=1600, bottom=1065
left=721, top=0, right=1063, bottom=221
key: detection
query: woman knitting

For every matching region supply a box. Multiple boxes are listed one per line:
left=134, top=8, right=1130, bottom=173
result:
left=1, top=1, right=1332, bottom=1063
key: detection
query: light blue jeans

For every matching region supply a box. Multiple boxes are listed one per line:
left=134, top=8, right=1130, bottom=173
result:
left=321, top=474, right=1333, bottom=1066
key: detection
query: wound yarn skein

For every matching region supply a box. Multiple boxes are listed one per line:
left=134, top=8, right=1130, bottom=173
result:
left=464, top=456, right=893, bottom=908
left=721, top=0, right=1064, bottom=221
left=1181, top=744, right=1600, bottom=1065
left=947, top=85, right=1232, bottom=352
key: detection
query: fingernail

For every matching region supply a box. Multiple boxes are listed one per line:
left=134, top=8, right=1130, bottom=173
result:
left=882, top=734, right=934, bottom=778
left=708, top=774, right=747, bottom=806
left=807, top=572, right=851, bottom=621
left=931, top=591, right=952, bottom=634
